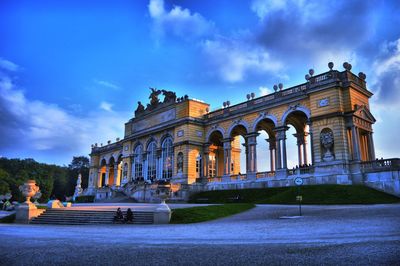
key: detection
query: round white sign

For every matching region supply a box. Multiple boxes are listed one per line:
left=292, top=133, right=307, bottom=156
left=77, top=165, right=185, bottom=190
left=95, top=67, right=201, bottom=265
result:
left=294, top=177, right=303, bottom=186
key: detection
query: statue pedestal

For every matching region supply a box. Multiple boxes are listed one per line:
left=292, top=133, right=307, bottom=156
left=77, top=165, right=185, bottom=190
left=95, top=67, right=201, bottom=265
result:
left=153, top=201, right=171, bottom=224
left=15, top=202, right=44, bottom=224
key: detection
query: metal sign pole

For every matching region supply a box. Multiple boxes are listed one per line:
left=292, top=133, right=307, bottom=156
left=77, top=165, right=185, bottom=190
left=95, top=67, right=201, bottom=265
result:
left=294, top=177, right=303, bottom=216
left=298, top=185, right=302, bottom=216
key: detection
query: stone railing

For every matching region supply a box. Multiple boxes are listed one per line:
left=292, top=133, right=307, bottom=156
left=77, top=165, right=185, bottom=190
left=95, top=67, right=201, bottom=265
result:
left=360, top=158, right=400, bottom=173
left=256, top=171, right=275, bottom=178
left=204, top=69, right=368, bottom=121
left=287, top=165, right=314, bottom=175
left=208, top=177, right=222, bottom=182
left=230, top=174, right=247, bottom=181
left=92, top=142, right=122, bottom=153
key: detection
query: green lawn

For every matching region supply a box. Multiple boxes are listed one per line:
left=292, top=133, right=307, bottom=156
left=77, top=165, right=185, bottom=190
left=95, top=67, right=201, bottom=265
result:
left=188, top=185, right=400, bottom=204
left=170, top=203, right=255, bottom=224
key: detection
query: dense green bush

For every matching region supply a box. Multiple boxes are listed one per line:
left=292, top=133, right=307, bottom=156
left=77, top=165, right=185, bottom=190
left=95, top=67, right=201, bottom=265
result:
left=189, top=185, right=400, bottom=204
left=74, top=195, right=95, bottom=203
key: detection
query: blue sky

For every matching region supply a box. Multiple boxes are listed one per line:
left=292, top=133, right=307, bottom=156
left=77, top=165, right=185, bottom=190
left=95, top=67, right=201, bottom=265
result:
left=0, top=0, right=399, bottom=166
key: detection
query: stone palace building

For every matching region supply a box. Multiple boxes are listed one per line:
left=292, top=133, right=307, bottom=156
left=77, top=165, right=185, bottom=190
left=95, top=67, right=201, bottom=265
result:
left=86, top=62, right=400, bottom=201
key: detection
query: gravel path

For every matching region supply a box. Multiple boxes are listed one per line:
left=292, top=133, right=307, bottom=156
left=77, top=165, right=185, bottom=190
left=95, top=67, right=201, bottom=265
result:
left=0, top=204, right=399, bottom=265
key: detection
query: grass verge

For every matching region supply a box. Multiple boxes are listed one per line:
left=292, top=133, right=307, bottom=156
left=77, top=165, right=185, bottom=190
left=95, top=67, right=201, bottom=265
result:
left=170, top=203, right=255, bottom=224
left=189, top=185, right=400, bottom=204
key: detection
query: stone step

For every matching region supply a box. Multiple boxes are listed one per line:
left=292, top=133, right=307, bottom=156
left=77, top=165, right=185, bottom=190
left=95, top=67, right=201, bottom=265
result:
left=30, top=209, right=154, bottom=225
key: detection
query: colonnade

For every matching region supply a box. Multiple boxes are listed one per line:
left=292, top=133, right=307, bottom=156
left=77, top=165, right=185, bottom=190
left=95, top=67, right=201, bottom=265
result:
left=203, top=126, right=311, bottom=180
left=349, top=126, right=375, bottom=161
left=97, top=162, right=122, bottom=188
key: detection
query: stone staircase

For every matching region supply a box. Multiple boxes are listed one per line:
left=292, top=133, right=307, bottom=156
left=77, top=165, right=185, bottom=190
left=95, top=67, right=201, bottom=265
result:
left=30, top=209, right=154, bottom=225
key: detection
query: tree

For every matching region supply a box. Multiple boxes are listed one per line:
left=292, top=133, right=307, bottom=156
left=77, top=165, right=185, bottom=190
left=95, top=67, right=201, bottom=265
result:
left=67, top=156, right=90, bottom=196
left=0, top=180, right=10, bottom=195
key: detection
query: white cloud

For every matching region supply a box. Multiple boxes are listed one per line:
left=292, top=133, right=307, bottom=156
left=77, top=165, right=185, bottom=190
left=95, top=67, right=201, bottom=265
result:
left=0, top=57, right=19, bottom=72
left=371, top=38, right=400, bottom=104
left=148, top=0, right=214, bottom=40
left=259, top=86, right=272, bottom=96
left=0, top=67, right=127, bottom=164
left=202, top=37, right=283, bottom=82
left=251, top=0, right=290, bottom=19
left=374, top=39, right=400, bottom=77
left=94, top=79, right=120, bottom=90
left=100, top=101, right=113, bottom=112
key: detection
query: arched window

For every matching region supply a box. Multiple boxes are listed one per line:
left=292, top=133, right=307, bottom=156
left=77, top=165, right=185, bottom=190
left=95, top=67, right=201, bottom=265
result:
left=123, top=163, right=128, bottom=180
left=147, top=142, right=157, bottom=181
left=162, top=137, right=174, bottom=179
left=133, top=145, right=143, bottom=180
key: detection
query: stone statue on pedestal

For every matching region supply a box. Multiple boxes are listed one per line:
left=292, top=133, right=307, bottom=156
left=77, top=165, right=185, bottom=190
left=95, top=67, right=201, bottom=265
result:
left=320, top=131, right=335, bottom=161
left=73, top=174, right=83, bottom=201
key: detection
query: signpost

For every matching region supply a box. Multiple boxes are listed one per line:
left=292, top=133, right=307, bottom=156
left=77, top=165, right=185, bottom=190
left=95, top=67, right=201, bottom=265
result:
left=294, top=177, right=303, bottom=216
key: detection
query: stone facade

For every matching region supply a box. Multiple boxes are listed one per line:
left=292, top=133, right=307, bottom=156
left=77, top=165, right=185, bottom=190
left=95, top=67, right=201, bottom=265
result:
left=86, top=63, right=400, bottom=200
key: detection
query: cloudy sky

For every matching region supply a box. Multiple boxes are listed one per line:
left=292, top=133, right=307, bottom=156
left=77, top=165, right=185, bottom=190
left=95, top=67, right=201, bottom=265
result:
left=0, top=0, right=399, bottom=166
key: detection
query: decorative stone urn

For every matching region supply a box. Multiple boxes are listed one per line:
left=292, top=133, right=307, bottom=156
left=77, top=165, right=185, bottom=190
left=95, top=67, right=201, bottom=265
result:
left=19, top=180, right=40, bottom=204
left=16, top=180, right=44, bottom=223
left=156, top=181, right=171, bottom=204
left=320, top=131, right=335, bottom=161
left=32, top=190, right=42, bottom=205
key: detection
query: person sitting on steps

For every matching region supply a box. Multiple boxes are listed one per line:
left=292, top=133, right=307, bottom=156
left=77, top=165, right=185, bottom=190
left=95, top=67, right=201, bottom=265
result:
left=113, top=208, right=124, bottom=223
left=125, top=208, right=133, bottom=223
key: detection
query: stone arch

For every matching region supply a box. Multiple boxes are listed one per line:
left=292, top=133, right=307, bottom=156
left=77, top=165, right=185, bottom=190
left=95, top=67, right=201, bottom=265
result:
left=251, top=113, right=278, bottom=133
left=145, top=137, right=158, bottom=151
left=281, top=105, right=311, bottom=127
left=160, top=133, right=174, bottom=145
left=133, top=141, right=143, bottom=152
left=226, top=120, right=250, bottom=138
left=206, top=126, right=225, bottom=143
left=112, top=153, right=123, bottom=163
left=252, top=113, right=278, bottom=172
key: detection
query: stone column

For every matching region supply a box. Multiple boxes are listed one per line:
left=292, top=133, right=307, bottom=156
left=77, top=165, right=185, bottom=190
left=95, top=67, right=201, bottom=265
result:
left=105, top=165, right=109, bottom=186
left=294, top=133, right=304, bottom=166
left=143, top=157, right=148, bottom=181
left=307, top=120, right=314, bottom=165
left=223, top=139, right=232, bottom=177
left=126, top=156, right=132, bottom=183
left=282, top=132, right=287, bottom=169
left=267, top=138, right=276, bottom=172
left=245, top=133, right=258, bottom=179
left=202, top=145, right=210, bottom=181
left=351, top=126, right=361, bottom=161
left=368, top=132, right=376, bottom=161
left=242, top=143, right=249, bottom=173
left=97, top=169, right=102, bottom=188
left=274, top=127, right=288, bottom=170
left=156, top=149, right=162, bottom=180
left=274, top=127, right=288, bottom=169
left=131, top=155, right=136, bottom=181
left=275, top=137, right=281, bottom=170
left=114, top=163, right=121, bottom=186
left=303, top=134, right=308, bottom=165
